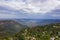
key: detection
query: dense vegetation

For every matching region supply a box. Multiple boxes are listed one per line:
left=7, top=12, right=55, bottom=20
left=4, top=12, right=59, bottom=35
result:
left=14, top=23, right=60, bottom=40
left=0, top=21, right=60, bottom=40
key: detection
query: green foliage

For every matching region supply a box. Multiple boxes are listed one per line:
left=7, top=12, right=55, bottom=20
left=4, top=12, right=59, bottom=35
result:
left=14, top=23, right=60, bottom=40
left=0, top=23, right=60, bottom=40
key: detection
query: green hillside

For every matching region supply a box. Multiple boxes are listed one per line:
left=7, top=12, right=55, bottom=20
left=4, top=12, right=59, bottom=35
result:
left=0, top=20, right=60, bottom=40
left=0, top=20, right=26, bottom=39
left=14, top=23, right=60, bottom=40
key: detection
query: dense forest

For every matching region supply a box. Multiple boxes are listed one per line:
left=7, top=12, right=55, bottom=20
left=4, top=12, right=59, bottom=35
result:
left=0, top=22, right=60, bottom=40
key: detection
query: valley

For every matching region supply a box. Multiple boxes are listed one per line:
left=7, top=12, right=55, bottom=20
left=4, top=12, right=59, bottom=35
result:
left=0, top=19, right=60, bottom=40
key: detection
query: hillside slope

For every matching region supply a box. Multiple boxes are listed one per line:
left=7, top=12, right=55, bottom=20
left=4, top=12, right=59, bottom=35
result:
left=0, top=20, right=27, bottom=38
left=14, top=23, right=60, bottom=40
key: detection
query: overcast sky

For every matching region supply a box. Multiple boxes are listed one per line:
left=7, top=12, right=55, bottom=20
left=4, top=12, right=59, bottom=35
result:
left=0, top=0, right=60, bottom=19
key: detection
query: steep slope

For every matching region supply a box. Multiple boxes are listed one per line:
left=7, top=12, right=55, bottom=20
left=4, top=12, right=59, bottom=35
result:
left=14, top=23, right=60, bottom=40
left=0, top=20, right=27, bottom=38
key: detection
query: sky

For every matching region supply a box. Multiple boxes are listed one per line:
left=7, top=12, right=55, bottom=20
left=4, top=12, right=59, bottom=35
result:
left=0, top=0, right=60, bottom=19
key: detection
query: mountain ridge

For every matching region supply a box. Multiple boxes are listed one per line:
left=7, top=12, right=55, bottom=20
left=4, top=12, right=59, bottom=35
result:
left=0, top=20, right=27, bottom=38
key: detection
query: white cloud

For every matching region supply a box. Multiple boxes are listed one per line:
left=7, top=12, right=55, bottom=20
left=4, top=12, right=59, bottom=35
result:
left=0, top=0, right=60, bottom=14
